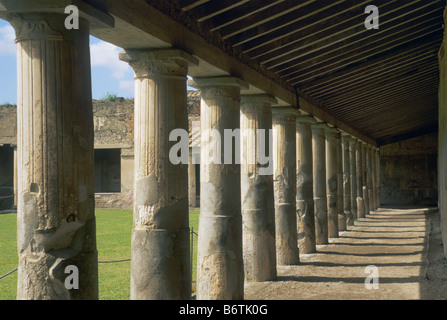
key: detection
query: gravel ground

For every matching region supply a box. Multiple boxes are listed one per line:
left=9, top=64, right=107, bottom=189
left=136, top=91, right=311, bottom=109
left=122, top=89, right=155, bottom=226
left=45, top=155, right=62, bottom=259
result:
left=244, top=207, right=447, bottom=300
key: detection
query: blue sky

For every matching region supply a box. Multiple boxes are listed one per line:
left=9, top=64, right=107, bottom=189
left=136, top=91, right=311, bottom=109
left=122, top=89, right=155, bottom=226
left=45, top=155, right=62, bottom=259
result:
left=0, top=19, right=135, bottom=105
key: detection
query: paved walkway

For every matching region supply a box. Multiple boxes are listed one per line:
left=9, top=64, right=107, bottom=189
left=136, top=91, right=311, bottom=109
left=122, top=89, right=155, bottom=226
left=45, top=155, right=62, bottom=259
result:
left=245, top=207, right=436, bottom=300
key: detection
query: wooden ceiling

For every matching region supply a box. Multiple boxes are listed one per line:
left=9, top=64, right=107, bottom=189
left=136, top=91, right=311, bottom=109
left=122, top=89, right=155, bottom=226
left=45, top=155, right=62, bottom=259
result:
left=174, top=0, right=445, bottom=145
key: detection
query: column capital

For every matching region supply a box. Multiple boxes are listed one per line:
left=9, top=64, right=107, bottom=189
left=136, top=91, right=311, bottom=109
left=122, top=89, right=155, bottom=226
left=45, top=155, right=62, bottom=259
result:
left=0, top=0, right=114, bottom=29
left=188, top=76, right=248, bottom=89
left=240, top=93, right=277, bottom=105
left=120, top=48, right=198, bottom=78
left=341, top=132, right=353, bottom=140
left=272, top=106, right=299, bottom=123
left=296, top=115, right=316, bottom=125
left=311, top=122, right=328, bottom=129
left=347, top=135, right=358, bottom=146
left=8, top=14, right=63, bottom=42
left=241, top=94, right=276, bottom=115
left=325, top=126, right=340, bottom=136
left=188, top=76, right=248, bottom=99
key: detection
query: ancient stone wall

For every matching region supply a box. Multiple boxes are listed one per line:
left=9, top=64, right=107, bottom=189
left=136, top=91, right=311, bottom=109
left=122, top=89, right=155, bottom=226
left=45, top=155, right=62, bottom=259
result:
left=93, top=98, right=134, bottom=154
left=438, top=22, right=447, bottom=257
left=380, top=133, right=438, bottom=207
left=0, top=92, right=199, bottom=210
left=0, top=104, right=16, bottom=144
left=93, top=98, right=134, bottom=209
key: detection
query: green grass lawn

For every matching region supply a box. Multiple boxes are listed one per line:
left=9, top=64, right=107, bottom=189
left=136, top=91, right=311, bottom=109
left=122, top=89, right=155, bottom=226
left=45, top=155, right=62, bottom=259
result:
left=0, top=209, right=200, bottom=300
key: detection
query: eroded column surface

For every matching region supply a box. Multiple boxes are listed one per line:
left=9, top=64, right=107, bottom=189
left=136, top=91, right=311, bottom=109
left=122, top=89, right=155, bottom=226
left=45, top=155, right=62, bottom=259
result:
left=341, top=134, right=352, bottom=229
left=190, top=76, right=247, bottom=300
left=240, top=94, right=277, bottom=281
left=121, top=49, right=198, bottom=300
left=371, top=147, right=377, bottom=211
left=348, top=137, right=358, bottom=224
left=312, top=123, right=328, bottom=245
left=375, top=148, right=381, bottom=209
left=364, top=143, right=371, bottom=216
left=336, top=132, right=344, bottom=231
left=369, top=145, right=375, bottom=212
left=188, top=153, right=197, bottom=208
left=356, top=141, right=365, bottom=219
left=296, top=116, right=316, bottom=254
left=10, top=13, right=97, bottom=300
left=325, top=127, right=339, bottom=238
left=13, top=145, right=17, bottom=208
left=272, top=107, right=299, bottom=266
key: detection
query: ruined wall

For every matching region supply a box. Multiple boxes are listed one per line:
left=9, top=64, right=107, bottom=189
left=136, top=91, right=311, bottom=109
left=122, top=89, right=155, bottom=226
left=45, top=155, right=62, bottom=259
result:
left=0, top=92, right=200, bottom=210
left=0, top=105, right=16, bottom=210
left=93, top=98, right=134, bottom=209
left=0, top=104, right=16, bottom=144
left=380, top=133, right=438, bottom=207
left=439, top=13, right=447, bottom=257
left=0, top=100, right=136, bottom=210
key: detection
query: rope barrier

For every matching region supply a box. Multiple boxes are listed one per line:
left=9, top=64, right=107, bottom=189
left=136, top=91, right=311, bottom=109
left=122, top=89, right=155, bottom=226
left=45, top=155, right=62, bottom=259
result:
left=0, top=228, right=199, bottom=281
left=98, top=259, right=131, bottom=264
left=0, top=267, right=17, bottom=280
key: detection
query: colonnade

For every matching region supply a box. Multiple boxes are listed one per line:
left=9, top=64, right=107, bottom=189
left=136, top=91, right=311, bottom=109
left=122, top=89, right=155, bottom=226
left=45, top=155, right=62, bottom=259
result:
left=4, top=11, right=381, bottom=300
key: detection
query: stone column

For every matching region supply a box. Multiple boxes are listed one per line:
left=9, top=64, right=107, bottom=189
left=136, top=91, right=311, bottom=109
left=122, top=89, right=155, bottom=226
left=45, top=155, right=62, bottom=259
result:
left=356, top=141, right=365, bottom=219
left=296, top=115, right=316, bottom=254
left=375, top=147, right=381, bottom=209
left=369, top=145, right=376, bottom=211
left=240, top=94, right=277, bottom=281
left=188, top=153, right=197, bottom=208
left=312, top=123, right=328, bottom=245
left=325, top=127, right=339, bottom=238
left=348, top=137, right=357, bottom=224
left=121, top=48, right=198, bottom=300
left=189, top=76, right=248, bottom=300
left=341, top=134, right=352, bottom=229
left=13, top=145, right=17, bottom=208
left=362, top=142, right=369, bottom=216
left=272, top=107, right=299, bottom=265
left=8, top=13, right=97, bottom=299
left=336, top=132, right=344, bottom=231
left=365, top=143, right=372, bottom=215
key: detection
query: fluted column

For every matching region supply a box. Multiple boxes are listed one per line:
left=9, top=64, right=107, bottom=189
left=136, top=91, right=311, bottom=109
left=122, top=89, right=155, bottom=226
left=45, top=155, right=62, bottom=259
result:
left=348, top=137, right=357, bottom=224
left=189, top=76, right=248, bottom=300
left=121, top=48, right=198, bottom=299
left=9, top=13, right=97, bottom=299
left=188, top=154, right=197, bottom=208
left=312, top=123, right=328, bottom=245
left=362, top=142, right=369, bottom=217
left=13, top=145, right=17, bottom=208
left=240, top=94, right=277, bottom=281
left=375, top=147, right=381, bottom=209
left=296, top=115, right=316, bottom=254
left=325, top=127, right=339, bottom=238
left=272, top=107, right=299, bottom=265
left=341, top=134, right=352, bottom=229
left=356, top=141, right=365, bottom=219
left=365, top=143, right=371, bottom=215
left=336, top=132, right=344, bottom=231
left=369, top=145, right=376, bottom=211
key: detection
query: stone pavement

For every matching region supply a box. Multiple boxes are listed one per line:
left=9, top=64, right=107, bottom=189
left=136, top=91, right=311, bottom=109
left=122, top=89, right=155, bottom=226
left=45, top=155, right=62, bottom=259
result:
left=245, top=207, right=436, bottom=300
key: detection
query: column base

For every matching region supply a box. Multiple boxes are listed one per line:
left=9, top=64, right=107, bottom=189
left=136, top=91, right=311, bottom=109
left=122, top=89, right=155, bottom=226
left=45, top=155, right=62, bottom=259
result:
left=197, top=214, right=243, bottom=300
left=242, top=209, right=276, bottom=282
left=131, top=228, right=191, bottom=300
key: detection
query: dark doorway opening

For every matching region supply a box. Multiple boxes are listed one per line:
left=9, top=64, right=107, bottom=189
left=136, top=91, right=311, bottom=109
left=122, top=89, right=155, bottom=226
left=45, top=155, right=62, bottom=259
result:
left=94, top=148, right=121, bottom=193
